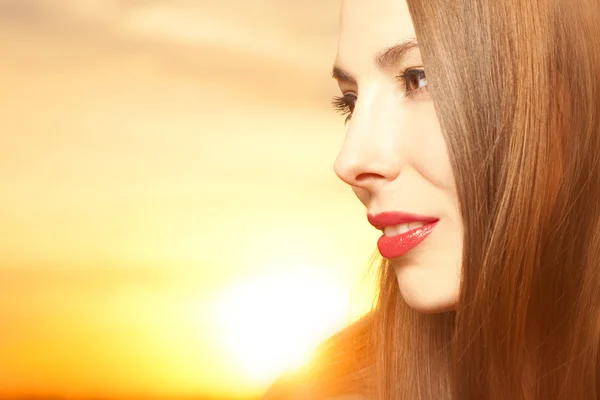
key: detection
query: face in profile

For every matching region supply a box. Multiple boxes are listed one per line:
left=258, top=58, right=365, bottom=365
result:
left=332, top=0, right=463, bottom=313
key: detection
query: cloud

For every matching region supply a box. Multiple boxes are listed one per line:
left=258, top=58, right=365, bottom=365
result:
left=0, top=0, right=340, bottom=107
left=0, top=0, right=125, bottom=31
left=0, top=0, right=339, bottom=62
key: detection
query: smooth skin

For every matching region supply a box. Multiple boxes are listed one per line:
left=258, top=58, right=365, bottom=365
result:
left=332, top=0, right=462, bottom=313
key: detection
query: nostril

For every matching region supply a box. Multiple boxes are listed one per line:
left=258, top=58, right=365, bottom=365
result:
left=356, top=172, right=384, bottom=182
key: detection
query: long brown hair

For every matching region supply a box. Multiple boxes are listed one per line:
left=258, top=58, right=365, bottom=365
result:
left=264, top=0, right=600, bottom=398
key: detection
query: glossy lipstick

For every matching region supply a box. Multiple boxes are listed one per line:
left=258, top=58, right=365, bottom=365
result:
left=368, top=211, right=439, bottom=259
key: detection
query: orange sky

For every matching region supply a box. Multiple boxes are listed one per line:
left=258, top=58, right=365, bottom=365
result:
left=0, top=1, right=379, bottom=398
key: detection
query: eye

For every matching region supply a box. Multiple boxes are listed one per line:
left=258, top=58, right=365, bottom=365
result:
left=396, top=68, right=428, bottom=99
left=331, top=93, right=357, bottom=124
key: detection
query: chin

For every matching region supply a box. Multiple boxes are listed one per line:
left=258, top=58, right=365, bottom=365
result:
left=401, top=292, right=457, bottom=314
left=394, top=267, right=459, bottom=314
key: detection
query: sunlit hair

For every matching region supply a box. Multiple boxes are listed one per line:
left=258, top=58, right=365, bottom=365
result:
left=264, top=0, right=600, bottom=398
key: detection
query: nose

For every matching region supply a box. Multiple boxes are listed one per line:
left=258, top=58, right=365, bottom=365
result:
left=333, top=96, right=403, bottom=191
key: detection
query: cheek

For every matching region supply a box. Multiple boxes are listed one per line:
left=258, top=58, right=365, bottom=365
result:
left=410, top=108, right=455, bottom=193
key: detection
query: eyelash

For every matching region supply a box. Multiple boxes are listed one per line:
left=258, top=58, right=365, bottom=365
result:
left=331, top=94, right=356, bottom=124
left=331, top=68, right=428, bottom=124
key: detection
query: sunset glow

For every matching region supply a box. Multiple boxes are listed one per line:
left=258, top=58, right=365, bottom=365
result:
left=211, top=268, right=349, bottom=385
left=0, top=1, right=379, bottom=398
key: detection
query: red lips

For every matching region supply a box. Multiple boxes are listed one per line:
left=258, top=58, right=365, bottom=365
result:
left=368, top=211, right=440, bottom=259
left=367, top=211, right=439, bottom=230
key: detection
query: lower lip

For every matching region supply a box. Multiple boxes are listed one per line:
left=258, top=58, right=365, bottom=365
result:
left=377, top=221, right=439, bottom=259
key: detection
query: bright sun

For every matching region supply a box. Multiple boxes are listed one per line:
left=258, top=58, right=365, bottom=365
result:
left=210, top=268, right=350, bottom=386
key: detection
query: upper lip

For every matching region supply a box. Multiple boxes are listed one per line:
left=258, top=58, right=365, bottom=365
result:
left=367, top=211, right=439, bottom=230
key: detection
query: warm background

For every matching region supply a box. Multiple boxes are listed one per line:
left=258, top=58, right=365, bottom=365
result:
left=0, top=1, right=379, bottom=399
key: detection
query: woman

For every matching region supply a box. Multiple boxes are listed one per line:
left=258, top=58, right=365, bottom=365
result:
left=264, top=0, right=600, bottom=398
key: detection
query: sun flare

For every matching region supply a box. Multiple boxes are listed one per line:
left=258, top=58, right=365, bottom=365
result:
left=210, top=268, right=350, bottom=386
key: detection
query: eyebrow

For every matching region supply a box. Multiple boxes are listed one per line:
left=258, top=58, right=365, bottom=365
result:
left=376, top=38, right=419, bottom=69
left=331, top=37, right=419, bottom=83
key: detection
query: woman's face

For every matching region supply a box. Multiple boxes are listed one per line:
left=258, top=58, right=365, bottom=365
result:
left=333, top=0, right=463, bottom=313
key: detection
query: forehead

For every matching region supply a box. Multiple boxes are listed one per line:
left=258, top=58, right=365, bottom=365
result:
left=337, top=0, right=416, bottom=69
